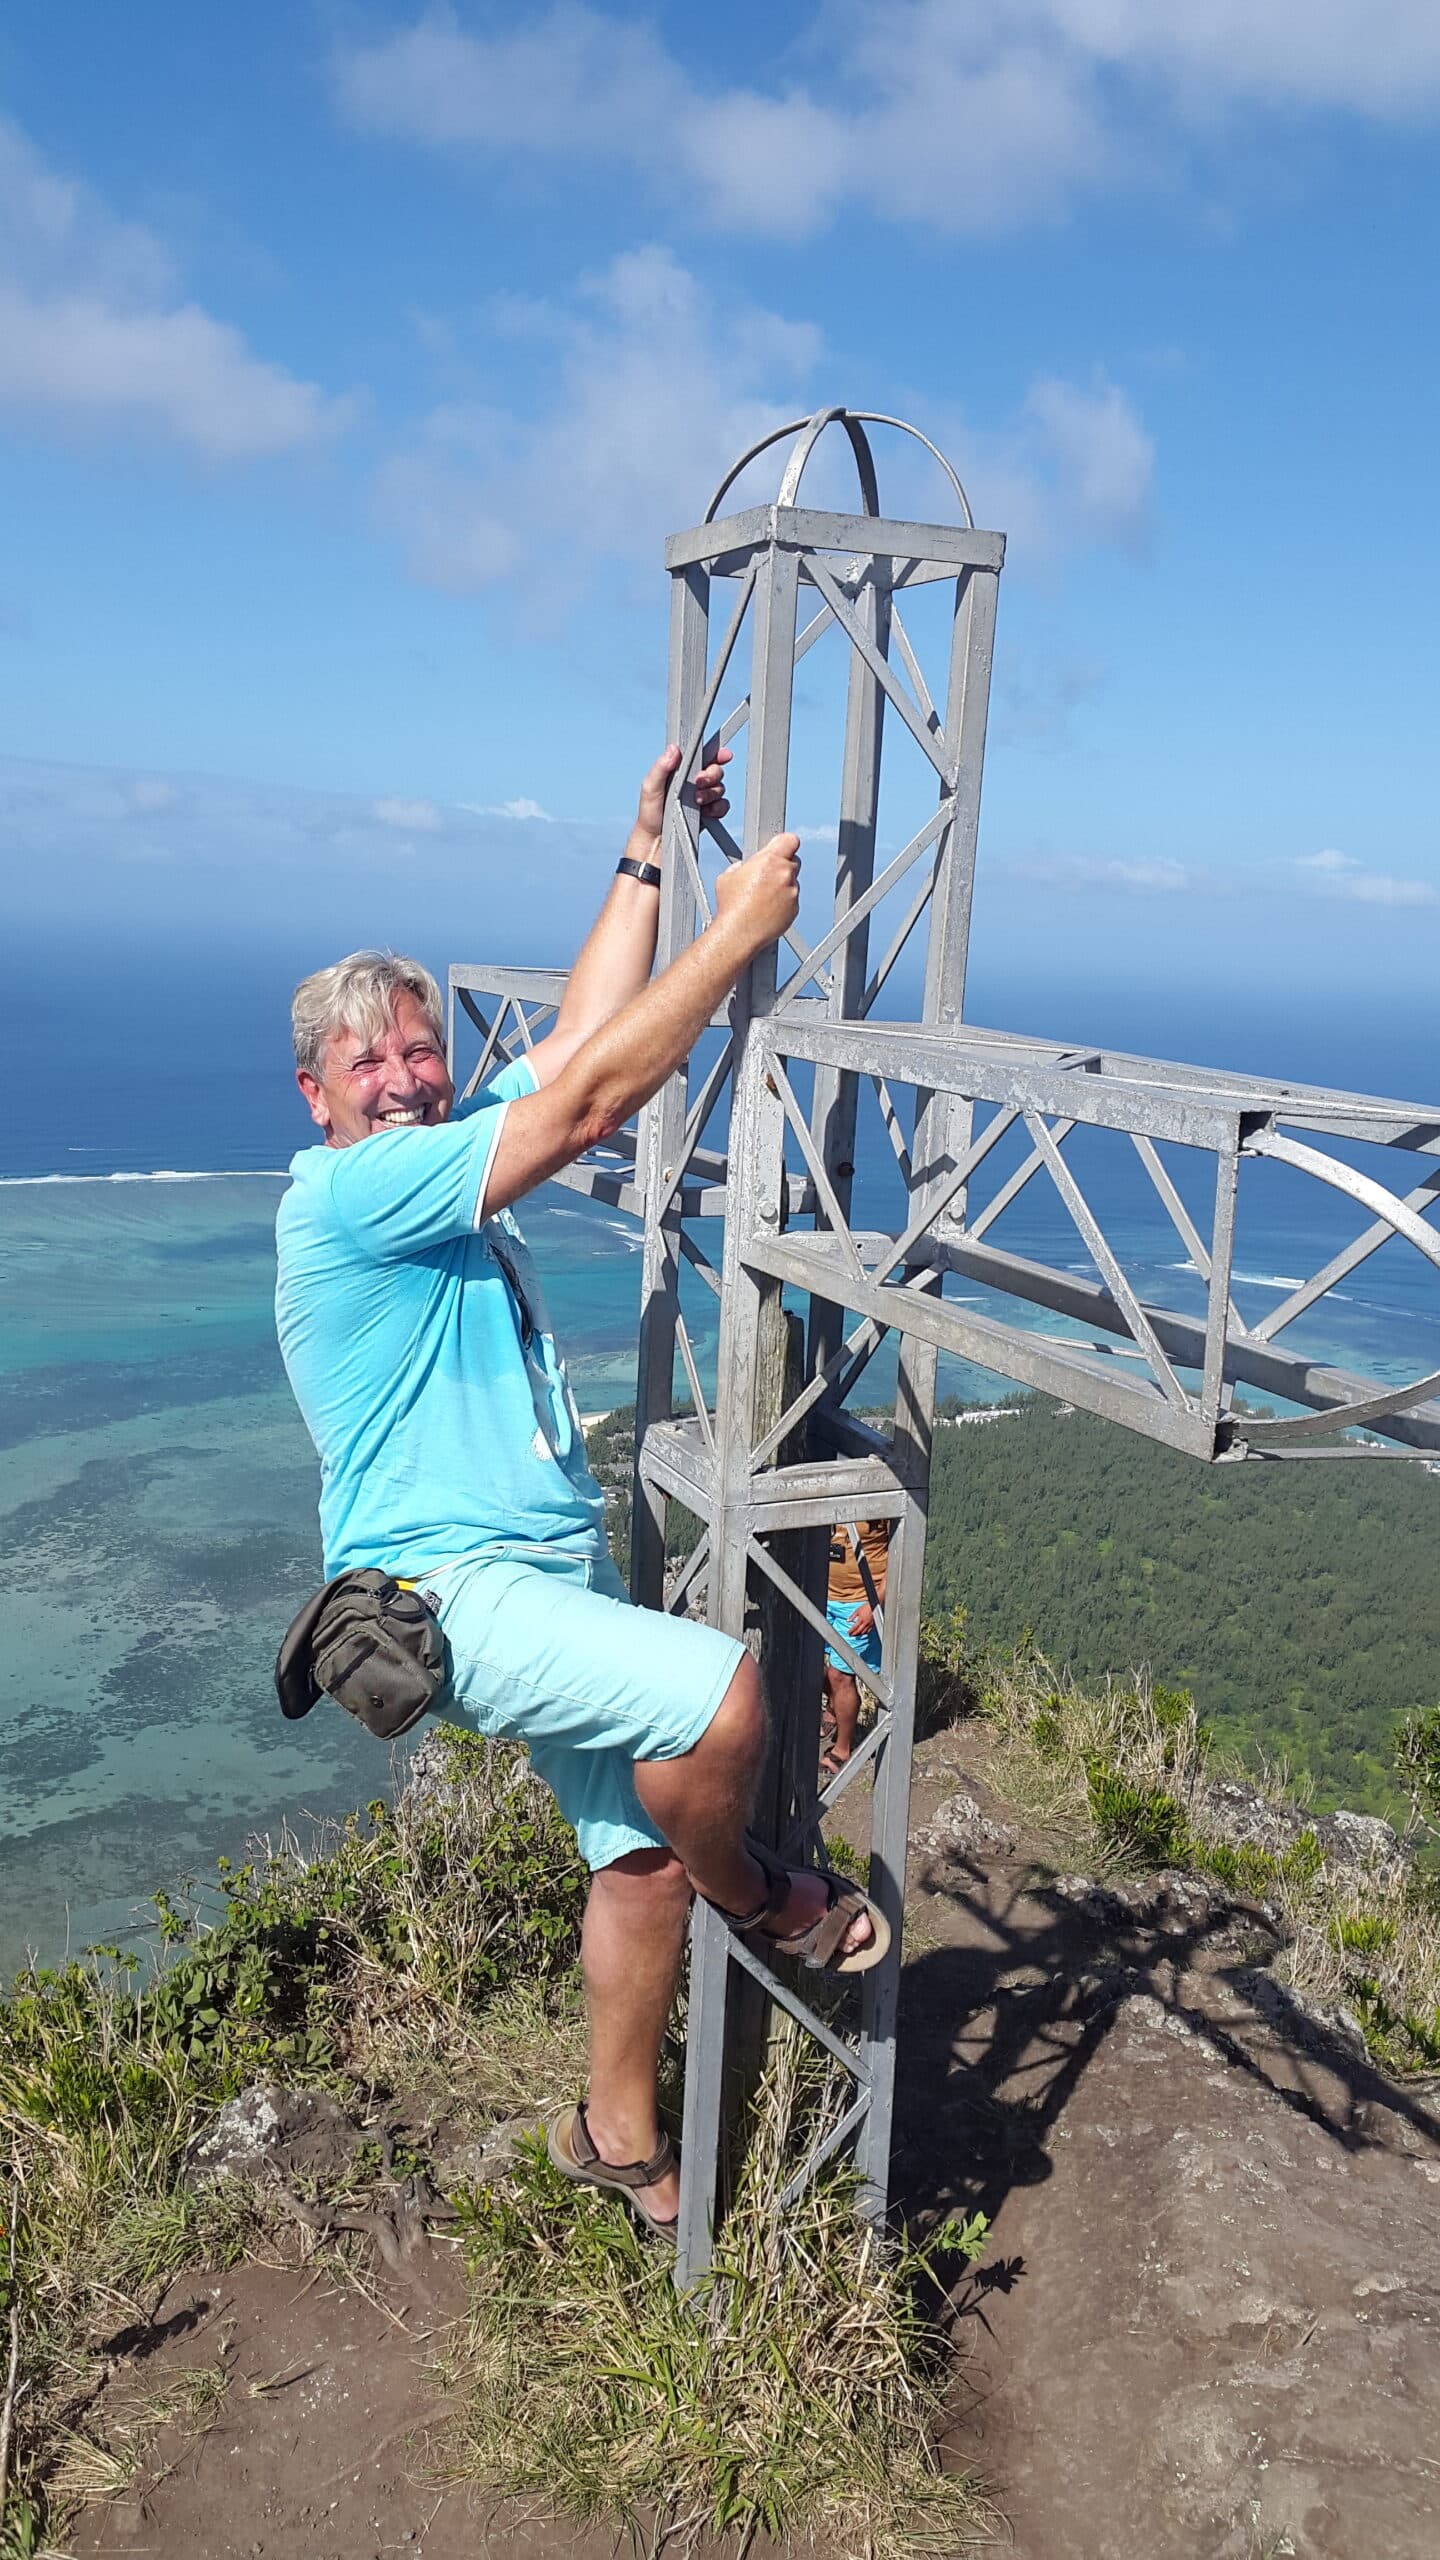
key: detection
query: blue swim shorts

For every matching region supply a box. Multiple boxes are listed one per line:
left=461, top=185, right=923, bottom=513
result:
left=420, top=1541, right=747, bottom=1873
left=824, top=1597, right=883, bottom=1677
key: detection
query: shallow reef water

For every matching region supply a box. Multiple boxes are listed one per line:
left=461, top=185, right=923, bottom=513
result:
left=0, top=1175, right=646, bottom=1973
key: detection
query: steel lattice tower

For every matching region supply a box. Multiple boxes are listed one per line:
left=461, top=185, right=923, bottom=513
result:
left=449, top=409, right=1440, bottom=2289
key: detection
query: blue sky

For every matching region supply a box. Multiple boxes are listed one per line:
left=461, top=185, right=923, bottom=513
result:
left=2, top=0, right=1438, bottom=1010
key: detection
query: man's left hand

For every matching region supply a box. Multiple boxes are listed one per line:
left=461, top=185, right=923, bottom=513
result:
left=630, top=741, right=731, bottom=862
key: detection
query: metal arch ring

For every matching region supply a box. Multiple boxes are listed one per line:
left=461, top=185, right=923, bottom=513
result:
left=1244, top=1128, right=1440, bottom=1282
left=705, top=411, right=852, bottom=522
left=703, top=406, right=974, bottom=529
left=846, top=412, right=975, bottom=529
left=774, top=409, right=879, bottom=513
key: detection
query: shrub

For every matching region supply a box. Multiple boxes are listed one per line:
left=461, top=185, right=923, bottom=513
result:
left=1394, top=1704, right=1440, bottom=1833
left=1085, top=1759, right=1191, bottom=1870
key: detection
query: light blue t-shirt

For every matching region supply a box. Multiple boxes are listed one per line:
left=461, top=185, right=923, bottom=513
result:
left=275, top=1056, right=606, bottom=1578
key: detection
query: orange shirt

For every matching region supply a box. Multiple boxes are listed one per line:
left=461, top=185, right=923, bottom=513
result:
left=827, top=1518, right=892, bottom=1606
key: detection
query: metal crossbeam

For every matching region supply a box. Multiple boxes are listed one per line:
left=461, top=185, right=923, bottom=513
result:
left=445, top=406, right=1439, bottom=2299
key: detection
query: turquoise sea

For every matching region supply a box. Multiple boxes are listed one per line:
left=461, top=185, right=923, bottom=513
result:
left=2, top=935, right=1436, bottom=1972
left=0, top=1173, right=654, bottom=1975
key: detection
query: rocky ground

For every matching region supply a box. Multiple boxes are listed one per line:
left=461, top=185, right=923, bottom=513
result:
left=66, top=1736, right=1440, bottom=2560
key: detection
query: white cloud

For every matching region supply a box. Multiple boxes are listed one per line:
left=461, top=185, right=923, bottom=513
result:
left=1293, top=847, right=1438, bottom=906
left=459, top=797, right=556, bottom=819
left=1009, top=851, right=1191, bottom=893
left=377, top=245, right=1150, bottom=597
left=996, top=840, right=1440, bottom=908
left=1339, top=876, right=1439, bottom=907
left=336, top=6, right=683, bottom=153
left=956, top=375, right=1154, bottom=563
left=377, top=246, right=823, bottom=603
left=333, top=3, right=1440, bottom=241
left=129, top=777, right=181, bottom=812
left=0, top=751, right=620, bottom=941
left=0, top=115, right=354, bottom=457
left=373, top=795, right=444, bottom=830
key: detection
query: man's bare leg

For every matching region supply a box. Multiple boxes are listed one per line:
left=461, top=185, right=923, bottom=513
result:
left=575, top=1659, right=868, bottom=2231
left=822, top=1665, right=862, bottom=1769
left=580, top=1846, right=693, bottom=2225
left=633, top=1654, right=872, bottom=1956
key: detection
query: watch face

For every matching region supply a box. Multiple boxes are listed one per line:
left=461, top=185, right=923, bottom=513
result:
left=829, top=1541, right=845, bottom=1563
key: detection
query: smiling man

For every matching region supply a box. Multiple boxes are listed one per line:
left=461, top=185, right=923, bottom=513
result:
left=274, top=748, right=888, bottom=2238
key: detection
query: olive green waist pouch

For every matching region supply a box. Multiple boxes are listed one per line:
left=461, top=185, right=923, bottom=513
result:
left=275, top=1569, right=447, bottom=1742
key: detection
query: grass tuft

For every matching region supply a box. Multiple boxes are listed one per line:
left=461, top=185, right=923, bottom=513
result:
left=443, top=2030, right=993, bottom=2558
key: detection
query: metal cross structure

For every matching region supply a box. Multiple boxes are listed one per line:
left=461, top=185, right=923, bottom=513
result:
left=448, top=409, right=1440, bottom=2289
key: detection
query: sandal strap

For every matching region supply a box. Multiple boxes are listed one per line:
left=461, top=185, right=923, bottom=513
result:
left=767, top=1875, right=863, bottom=1968
left=697, top=1835, right=791, bottom=1934
left=698, top=1839, right=880, bottom=1972
left=572, top=2100, right=675, bottom=2190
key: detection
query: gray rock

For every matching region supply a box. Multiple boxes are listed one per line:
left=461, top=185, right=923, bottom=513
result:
left=400, top=1727, right=464, bottom=1816
left=187, top=2082, right=362, bottom=2185
left=912, top=1790, right=1018, bottom=1856
left=1196, top=1779, right=1410, bottom=1880
left=432, top=2113, right=542, bottom=2190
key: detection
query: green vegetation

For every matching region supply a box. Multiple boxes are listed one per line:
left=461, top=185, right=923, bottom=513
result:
left=446, top=2035, right=990, bottom=2555
left=593, top=1395, right=1440, bottom=1817
left=922, top=1607, right=1440, bottom=2079
left=924, top=1397, right=1440, bottom=1816
left=0, top=1732, right=587, bottom=2544
left=0, top=1729, right=987, bottom=2555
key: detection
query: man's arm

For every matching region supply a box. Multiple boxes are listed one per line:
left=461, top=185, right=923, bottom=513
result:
left=523, top=745, right=731, bottom=1089
left=483, top=831, right=798, bottom=1217
left=848, top=1574, right=886, bottom=1638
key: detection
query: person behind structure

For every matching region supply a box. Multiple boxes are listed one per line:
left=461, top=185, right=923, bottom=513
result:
left=821, top=1518, right=891, bottom=1776
left=273, top=747, right=892, bottom=2241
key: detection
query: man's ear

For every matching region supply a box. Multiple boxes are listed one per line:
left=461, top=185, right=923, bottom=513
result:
left=296, top=1068, right=331, bottom=1135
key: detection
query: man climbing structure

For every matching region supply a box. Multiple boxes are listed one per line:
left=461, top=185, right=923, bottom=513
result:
left=274, top=748, right=889, bottom=2237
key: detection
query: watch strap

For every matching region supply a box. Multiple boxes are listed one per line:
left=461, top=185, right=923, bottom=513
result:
left=616, top=856, right=663, bottom=888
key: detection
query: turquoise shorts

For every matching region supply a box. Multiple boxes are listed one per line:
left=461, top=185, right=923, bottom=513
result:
left=825, top=1597, right=883, bottom=1676
left=421, top=1542, right=747, bottom=1873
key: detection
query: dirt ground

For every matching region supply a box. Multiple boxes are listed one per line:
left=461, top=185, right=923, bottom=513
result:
left=65, top=1735, right=1440, bottom=2560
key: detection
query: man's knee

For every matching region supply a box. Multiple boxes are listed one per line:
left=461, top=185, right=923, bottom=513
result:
left=590, top=1843, right=692, bottom=1923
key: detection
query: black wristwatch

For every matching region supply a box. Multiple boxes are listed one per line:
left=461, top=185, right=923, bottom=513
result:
left=616, top=857, right=663, bottom=889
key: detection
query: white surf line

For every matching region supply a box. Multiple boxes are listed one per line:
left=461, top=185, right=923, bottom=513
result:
left=0, top=1168, right=290, bottom=1186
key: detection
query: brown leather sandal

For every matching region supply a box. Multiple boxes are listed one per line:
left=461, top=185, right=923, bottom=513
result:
left=547, top=2099, right=679, bottom=2241
left=702, top=1835, right=891, bottom=1976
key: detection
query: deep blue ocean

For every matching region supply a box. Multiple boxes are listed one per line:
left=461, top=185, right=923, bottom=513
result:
left=2, top=928, right=1435, bottom=1972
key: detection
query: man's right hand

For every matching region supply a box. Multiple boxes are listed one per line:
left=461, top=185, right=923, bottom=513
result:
left=485, top=832, right=802, bottom=1218
left=714, top=832, right=802, bottom=954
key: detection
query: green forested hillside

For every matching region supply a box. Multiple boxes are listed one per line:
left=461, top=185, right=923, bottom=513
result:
left=925, top=1401, right=1439, bottom=1815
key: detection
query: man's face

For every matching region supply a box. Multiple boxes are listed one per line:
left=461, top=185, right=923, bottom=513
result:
left=297, top=991, right=455, bottom=1149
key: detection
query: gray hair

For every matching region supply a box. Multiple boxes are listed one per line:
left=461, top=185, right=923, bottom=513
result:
left=291, top=950, right=444, bottom=1079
